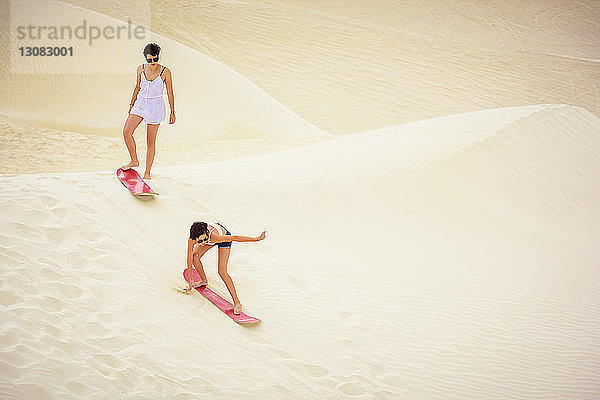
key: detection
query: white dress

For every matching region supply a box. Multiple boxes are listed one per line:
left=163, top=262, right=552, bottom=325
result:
left=130, top=64, right=166, bottom=124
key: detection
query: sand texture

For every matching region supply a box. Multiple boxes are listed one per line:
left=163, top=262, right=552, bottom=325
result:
left=1, top=1, right=600, bottom=399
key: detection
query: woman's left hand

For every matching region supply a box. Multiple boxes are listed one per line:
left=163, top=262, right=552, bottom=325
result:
left=255, top=231, right=266, bottom=241
left=169, top=112, right=176, bottom=124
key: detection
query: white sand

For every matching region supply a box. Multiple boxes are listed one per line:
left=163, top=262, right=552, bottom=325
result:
left=1, top=1, right=600, bottom=399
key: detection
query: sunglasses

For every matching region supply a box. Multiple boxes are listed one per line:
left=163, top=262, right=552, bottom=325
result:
left=146, top=56, right=159, bottom=63
left=196, top=236, right=208, bottom=243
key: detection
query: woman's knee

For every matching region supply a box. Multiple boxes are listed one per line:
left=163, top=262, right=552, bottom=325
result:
left=123, top=126, right=134, bottom=138
left=218, top=270, right=229, bottom=279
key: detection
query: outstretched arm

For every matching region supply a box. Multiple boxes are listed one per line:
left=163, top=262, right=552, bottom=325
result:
left=211, top=231, right=266, bottom=243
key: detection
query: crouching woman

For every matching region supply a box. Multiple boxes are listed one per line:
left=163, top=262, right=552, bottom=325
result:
left=186, top=221, right=266, bottom=314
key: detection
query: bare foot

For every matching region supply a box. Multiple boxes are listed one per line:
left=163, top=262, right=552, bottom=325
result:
left=233, top=303, right=243, bottom=315
left=143, top=172, right=151, bottom=180
left=122, top=161, right=139, bottom=170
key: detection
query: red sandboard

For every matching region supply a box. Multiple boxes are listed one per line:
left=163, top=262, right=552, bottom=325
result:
left=116, top=168, right=158, bottom=196
left=183, top=268, right=261, bottom=325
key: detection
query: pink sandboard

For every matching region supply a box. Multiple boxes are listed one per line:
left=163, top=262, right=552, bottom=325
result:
left=183, top=268, right=261, bottom=325
left=116, top=168, right=158, bottom=196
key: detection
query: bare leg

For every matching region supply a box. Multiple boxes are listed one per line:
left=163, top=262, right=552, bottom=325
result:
left=189, top=244, right=213, bottom=286
left=122, top=114, right=143, bottom=169
left=217, top=247, right=242, bottom=314
left=144, top=123, right=159, bottom=179
left=193, top=252, right=208, bottom=282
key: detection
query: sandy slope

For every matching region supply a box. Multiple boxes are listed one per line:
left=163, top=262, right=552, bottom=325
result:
left=279, top=0, right=600, bottom=59
left=1, top=104, right=599, bottom=399
left=1, top=1, right=600, bottom=398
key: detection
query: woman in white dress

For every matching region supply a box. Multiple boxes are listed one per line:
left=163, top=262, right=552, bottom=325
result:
left=122, top=43, right=176, bottom=179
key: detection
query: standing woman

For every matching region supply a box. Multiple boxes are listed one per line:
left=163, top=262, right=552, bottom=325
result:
left=122, top=42, right=176, bottom=179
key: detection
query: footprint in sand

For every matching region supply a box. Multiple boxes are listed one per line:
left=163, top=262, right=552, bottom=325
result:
left=337, top=381, right=366, bottom=396
left=333, top=310, right=352, bottom=320
left=61, top=284, right=84, bottom=299
left=38, top=258, right=59, bottom=267
left=45, top=227, right=66, bottom=244
left=382, top=374, right=404, bottom=387
left=246, top=333, right=269, bottom=345
left=286, top=276, right=307, bottom=290
left=75, top=203, right=97, bottom=215
left=367, top=363, right=385, bottom=376
left=181, top=197, right=203, bottom=211
left=40, top=195, right=58, bottom=207
left=0, top=290, right=22, bottom=307
left=11, top=222, right=37, bottom=237
left=39, top=267, right=62, bottom=280
left=66, top=252, right=90, bottom=269
left=65, top=380, right=90, bottom=396
left=13, top=224, right=46, bottom=241
left=302, top=363, right=329, bottom=378
left=26, top=209, right=50, bottom=223
left=40, top=296, right=65, bottom=312
left=339, top=338, right=361, bottom=351
left=94, top=353, right=121, bottom=369
left=50, top=207, right=68, bottom=219
left=269, top=348, right=293, bottom=359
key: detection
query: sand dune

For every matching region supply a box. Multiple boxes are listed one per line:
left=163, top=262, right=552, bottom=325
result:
left=0, top=0, right=325, bottom=139
left=1, top=1, right=600, bottom=398
left=1, top=104, right=599, bottom=398
left=2, top=0, right=598, bottom=135
left=279, top=0, right=600, bottom=59
left=57, top=0, right=600, bottom=133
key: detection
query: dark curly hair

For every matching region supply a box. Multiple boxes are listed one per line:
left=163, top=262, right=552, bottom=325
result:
left=190, top=221, right=208, bottom=240
left=143, top=42, right=161, bottom=57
